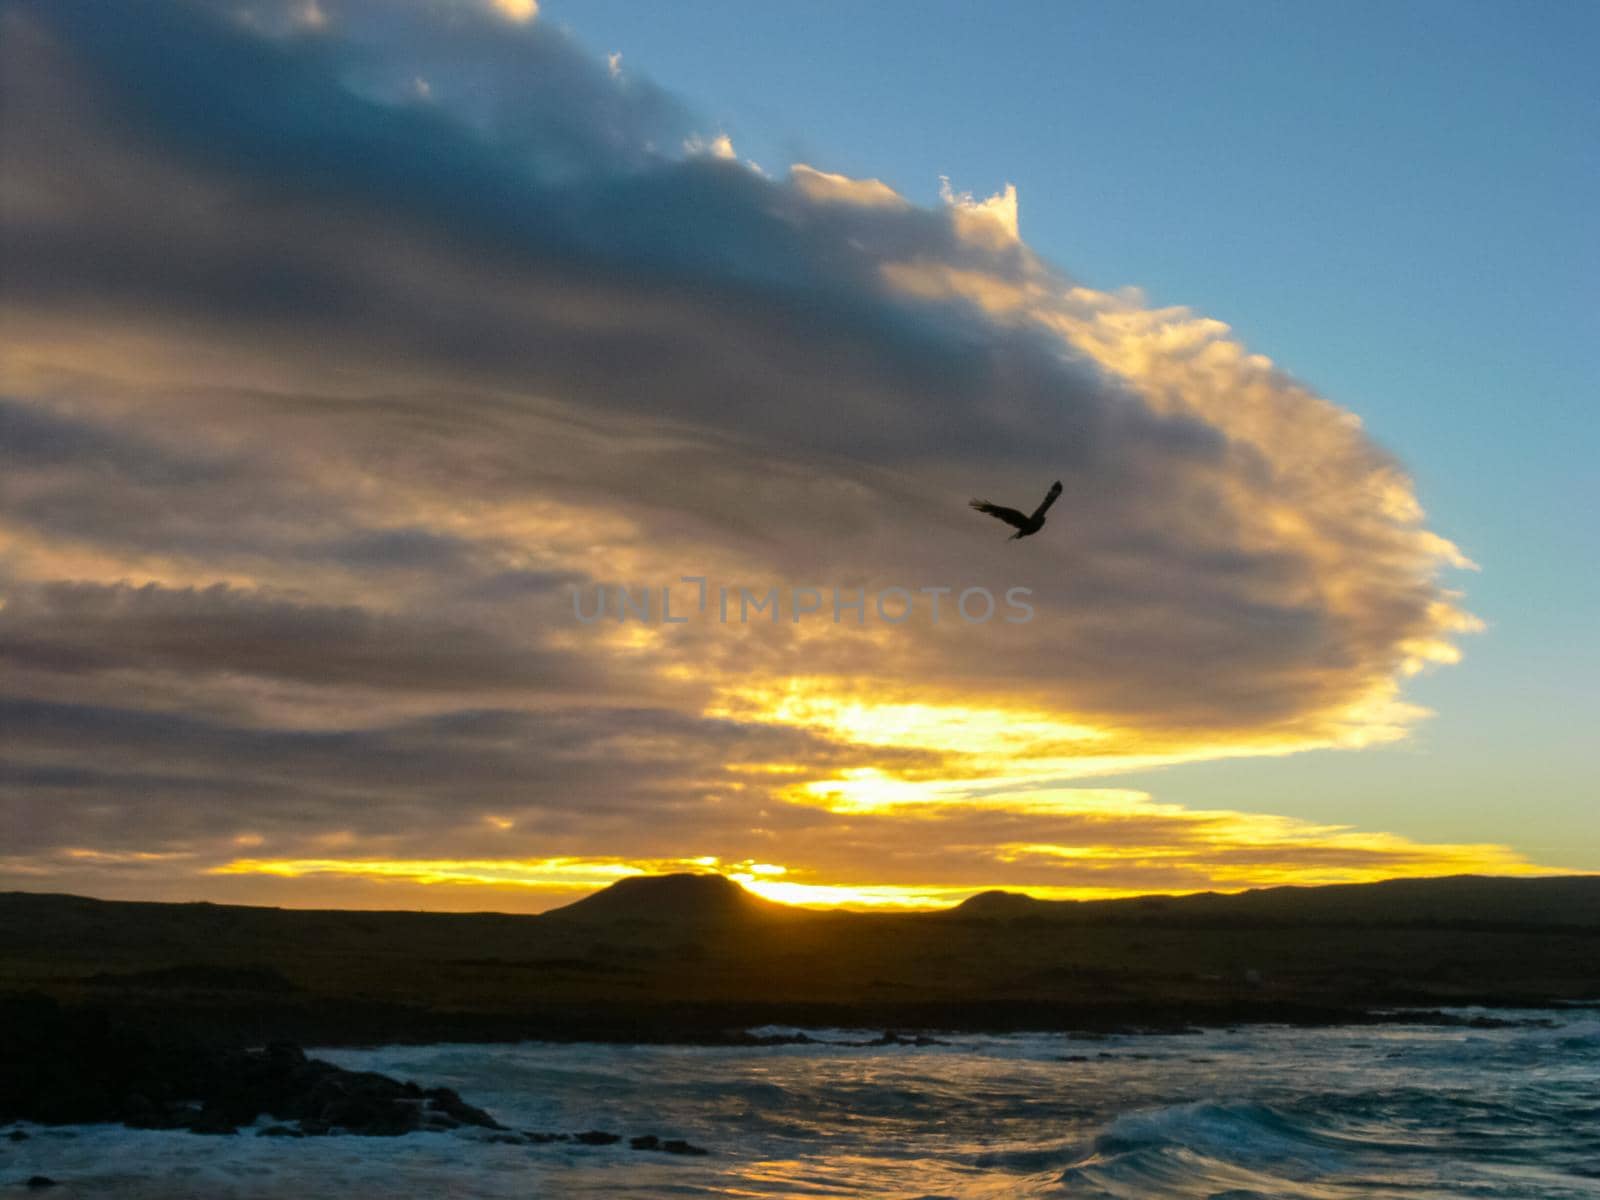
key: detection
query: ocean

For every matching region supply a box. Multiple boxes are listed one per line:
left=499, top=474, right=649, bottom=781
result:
left=6, top=1009, right=1598, bottom=1198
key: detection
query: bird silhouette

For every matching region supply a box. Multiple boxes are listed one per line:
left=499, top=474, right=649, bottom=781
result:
left=970, top=480, right=1063, bottom=541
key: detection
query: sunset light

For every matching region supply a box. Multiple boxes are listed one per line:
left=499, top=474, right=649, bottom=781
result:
left=3, top=4, right=1595, bottom=1194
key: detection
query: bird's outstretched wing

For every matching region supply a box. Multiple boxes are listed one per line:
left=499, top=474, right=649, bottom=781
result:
left=1030, top=480, right=1063, bottom=521
left=969, top=499, right=1029, bottom=529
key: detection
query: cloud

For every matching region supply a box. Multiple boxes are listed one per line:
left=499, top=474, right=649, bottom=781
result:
left=790, top=164, right=909, bottom=210
left=0, top=0, right=1525, bottom=908
left=940, top=176, right=1021, bottom=244
left=684, top=131, right=737, bottom=160
left=489, top=0, right=537, bottom=23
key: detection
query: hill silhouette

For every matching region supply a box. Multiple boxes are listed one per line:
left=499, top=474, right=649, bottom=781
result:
left=949, top=874, right=1600, bottom=928
left=541, top=872, right=799, bottom=925
left=951, top=890, right=1040, bottom=920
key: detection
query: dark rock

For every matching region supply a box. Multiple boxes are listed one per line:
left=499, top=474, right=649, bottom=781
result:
left=421, top=1086, right=503, bottom=1131
left=524, top=1131, right=569, bottom=1143
left=119, top=1093, right=157, bottom=1125
left=624, top=1133, right=709, bottom=1154
left=573, top=1129, right=620, bottom=1145
left=316, top=1085, right=415, bottom=1137
left=7, top=1129, right=29, bottom=1141
left=127, top=1101, right=194, bottom=1131
left=25, top=1178, right=57, bottom=1190
left=660, top=1139, right=709, bottom=1156
left=731, top=1031, right=817, bottom=1047
left=264, top=1042, right=307, bottom=1066
left=0, top=993, right=502, bottom=1137
left=859, top=1029, right=946, bottom=1047
left=187, top=1104, right=239, bottom=1135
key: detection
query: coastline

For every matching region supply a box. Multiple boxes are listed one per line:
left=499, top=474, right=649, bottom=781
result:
left=59, top=993, right=1595, bottom=1051
left=2, top=987, right=1582, bottom=1138
left=10, top=1015, right=1597, bottom=1200
left=3, top=877, right=1597, bottom=1056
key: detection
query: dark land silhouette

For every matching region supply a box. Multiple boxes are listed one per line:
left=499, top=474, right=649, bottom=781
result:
left=2, top=873, right=1596, bottom=1051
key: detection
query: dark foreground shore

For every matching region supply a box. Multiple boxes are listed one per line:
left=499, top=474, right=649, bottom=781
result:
left=10, top=1017, right=1596, bottom=1200
left=0, top=989, right=1573, bottom=1142
left=2, top=874, right=1596, bottom=1053
left=0, top=992, right=711, bottom=1159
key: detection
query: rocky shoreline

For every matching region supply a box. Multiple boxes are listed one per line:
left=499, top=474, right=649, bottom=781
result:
left=0, top=992, right=495, bottom=1138
left=6, top=992, right=1555, bottom=1139
left=0, top=993, right=711, bottom=1153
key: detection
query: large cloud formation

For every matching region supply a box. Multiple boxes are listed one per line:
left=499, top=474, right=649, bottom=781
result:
left=0, top=0, right=1525, bottom=909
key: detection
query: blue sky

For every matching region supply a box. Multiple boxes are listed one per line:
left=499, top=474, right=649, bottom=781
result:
left=553, top=0, right=1599, bottom=865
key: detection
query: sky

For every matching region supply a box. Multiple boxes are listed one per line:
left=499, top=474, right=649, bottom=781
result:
left=1, top=0, right=1594, bottom=911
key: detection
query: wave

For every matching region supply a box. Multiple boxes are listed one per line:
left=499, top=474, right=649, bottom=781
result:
left=11, top=1017, right=1594, bottom=1198
left=1057, top=1100, right=1392, bottom=1200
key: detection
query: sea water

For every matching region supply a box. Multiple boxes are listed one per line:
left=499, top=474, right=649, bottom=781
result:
left=5, top=1009, right=1598, bottom=1198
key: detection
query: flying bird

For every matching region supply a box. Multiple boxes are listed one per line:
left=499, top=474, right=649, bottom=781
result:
left=970, top=480, right=1063, bottom=541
